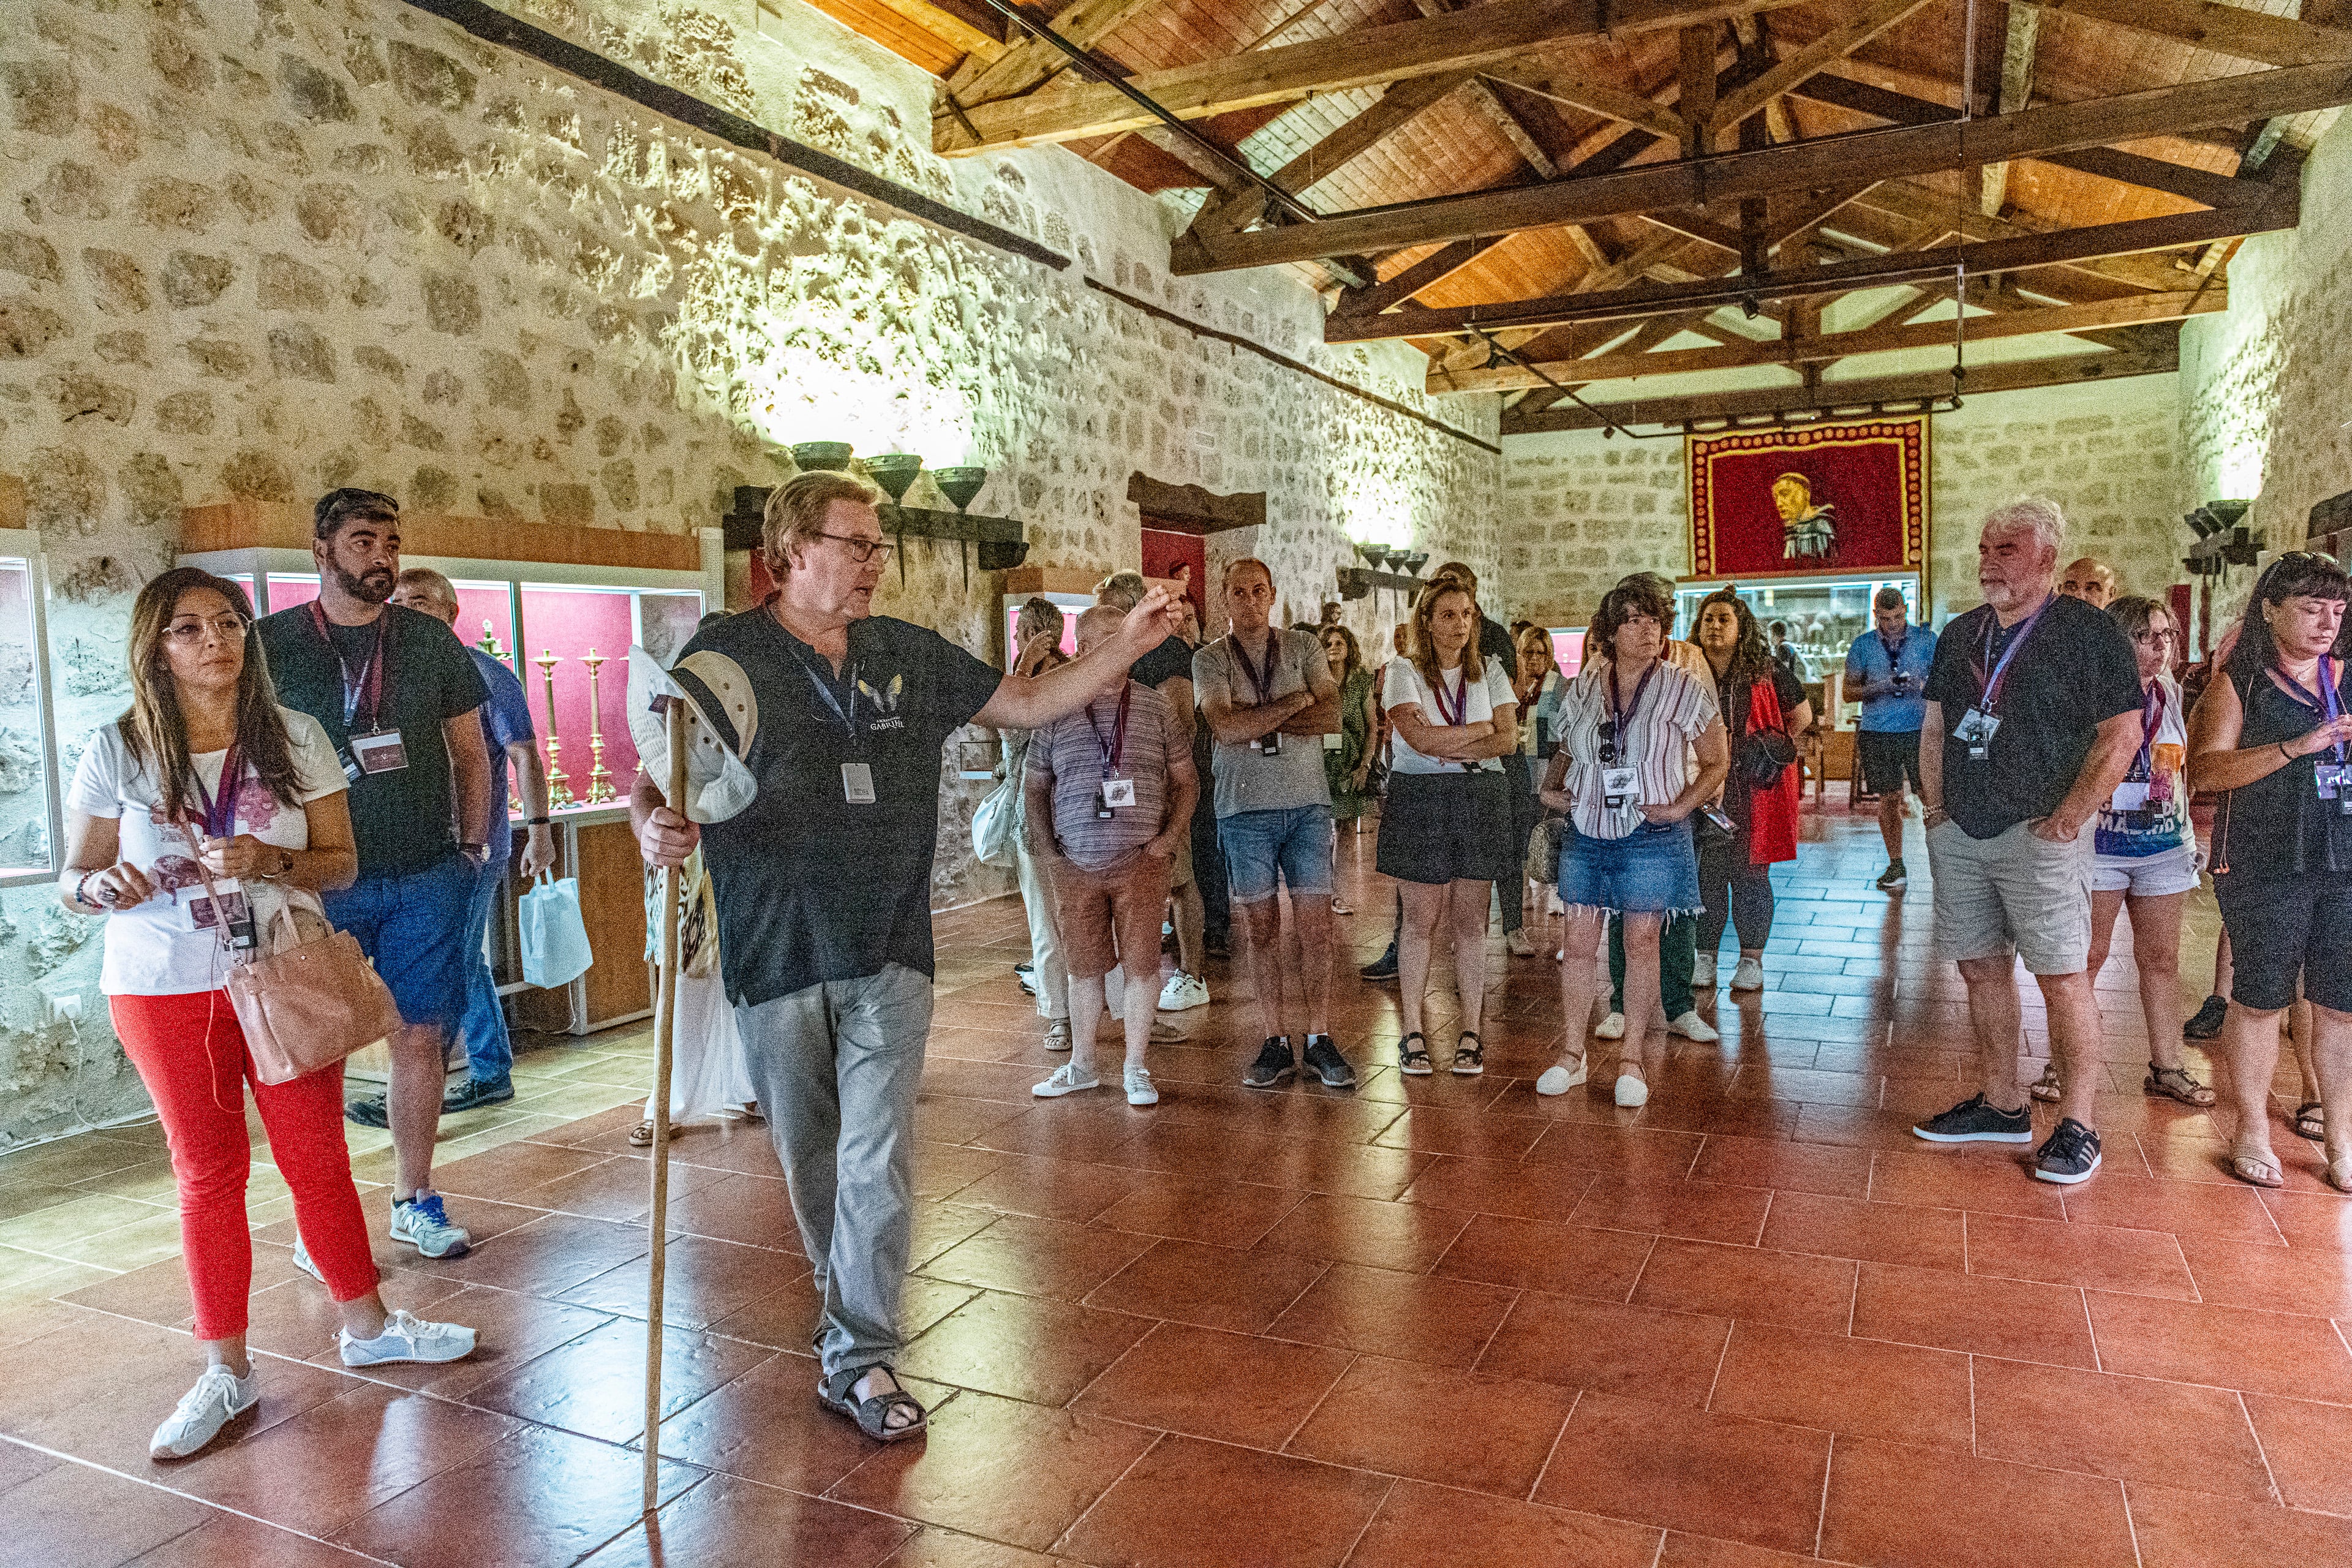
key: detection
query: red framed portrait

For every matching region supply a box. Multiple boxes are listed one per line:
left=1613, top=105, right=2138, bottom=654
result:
left=1687, top=419, right=1928, bottom=584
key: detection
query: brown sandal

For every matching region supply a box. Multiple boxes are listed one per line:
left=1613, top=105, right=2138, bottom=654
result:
left=628, top=1119, right=655, bottom=1148
left=2294, top=1102, right=2326, bottom=1141
left=2143, top=1065, right=2215, bottom=1108
left=2028, top=1064, right=2062, bottom=1103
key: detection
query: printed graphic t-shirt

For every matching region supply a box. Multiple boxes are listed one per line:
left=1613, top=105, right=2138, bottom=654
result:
left=67, top=710, right=347, bottom=995
left=2094, top=676, right=2190, bottom=859
left=674, top=608, right=1003, bottom=1008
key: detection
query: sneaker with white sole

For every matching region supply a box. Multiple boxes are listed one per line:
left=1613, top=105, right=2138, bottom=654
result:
left=1692, top=954, right=1718, bottom=989
left=1667, top=1011, right=1719, bottom=1043
left=1731, top=956, right=1765, bottom=992
left=1535, top=1059, right=1587, bottom=1096
left=2033, top=1117, right=2103, bottom=1185
left=1913, top=1093, right=2034, bottom=1144
left=339, top=1309, right=478, bottom=1367
left=1033, top=1062, right=1101, bottom=1098
left=390, top=1193, right=472, bottom=1259
left=289, top=1235, right=322, bottom=1284
left=1506, top=930, right=1537, bottom=958
left=150, top=1364, right=258, bottom=1460
left=1123, top=1066, right=1159, bottom=1106
left=1593, top=1011, right=1626, bottom=1040
left=1158, top=971, right=1210, bottom=1012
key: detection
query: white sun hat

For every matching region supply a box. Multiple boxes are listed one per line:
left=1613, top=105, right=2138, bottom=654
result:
left=626, top=646, right=758, bottom=824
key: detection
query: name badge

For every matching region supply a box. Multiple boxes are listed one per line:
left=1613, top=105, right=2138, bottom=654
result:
left=1954, top=707, right=1999, bottom=761
left=187, top=880, right=257, bottom=951
left=1321, top=732, right=1343, bottom=752
left=2317, top=762, right=2347, bottom=802
left=1099, top=777, right=1137, bottom=809
left=1252, top=733, right=1281, bottom=756
left=1600, top=764, right=1638, bottom=806
left=2109, top=781, right=2151, bottom=812
left=350, top=729, right=408, bottom=775
left=841, top=762, right=875, bottom=804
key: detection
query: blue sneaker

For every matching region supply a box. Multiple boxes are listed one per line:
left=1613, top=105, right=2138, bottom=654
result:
left=390, top=1193, right=472, bottom=1259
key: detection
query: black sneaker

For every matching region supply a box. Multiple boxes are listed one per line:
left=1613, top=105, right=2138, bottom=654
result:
left=344, top=1094, right=391, bottom=1129
left=2182, top=993, right=2227, bottom=1041
left=1359, top=943, right=1399, bottom=981
left=1302, top=1035, right=1357, bottom=1089
left=441, top=1075, right=514, bottom=1114
left=1874, top=859, right=1908, bottom=892
left=2034, top=1118, right=2103, bottom=1185
left=1912, top=1093, right=2034, bottom=1144
left=1243, top=1037, right=1296, bottom=1089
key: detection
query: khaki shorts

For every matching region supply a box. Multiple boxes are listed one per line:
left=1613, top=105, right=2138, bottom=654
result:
left=1926, top=818, right=2093, bottom=974
left=1050, top=851, right=1174, bottom=982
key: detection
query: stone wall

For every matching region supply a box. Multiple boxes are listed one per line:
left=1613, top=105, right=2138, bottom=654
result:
left=0, top=0, right=1496, bottom=1144
left=1500, top=374, right=2186, bottom=629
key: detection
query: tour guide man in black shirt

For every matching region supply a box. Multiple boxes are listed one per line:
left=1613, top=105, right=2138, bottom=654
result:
left=1911, top=497, right=2143, bottom=1185
left=631, top=470, right=1175, bottom=1442
left=258, top=489, right=494, bottom=1262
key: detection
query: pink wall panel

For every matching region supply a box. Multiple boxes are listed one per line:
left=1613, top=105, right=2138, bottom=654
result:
left=518, top=588, right=639, bottom=804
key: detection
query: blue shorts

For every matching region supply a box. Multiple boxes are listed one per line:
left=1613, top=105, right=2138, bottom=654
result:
left=1219, top=804, right=1335, bottom=903
left=323, top=851, right=475, bottom=1032
left=1558, top=820, right=1700, bottom=917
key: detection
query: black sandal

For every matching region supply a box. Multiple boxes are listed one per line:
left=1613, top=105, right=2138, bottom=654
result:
left=2295, top=1101, right=2327, bottom=1141
left=819, top=1365, right=928, bottom=1442
left=2143, top=1064, right=2215, bottom=1108
left=1452, top=1031, right=1485, bottom=1077
left=1398, top=1033, right=1433, bottom=1076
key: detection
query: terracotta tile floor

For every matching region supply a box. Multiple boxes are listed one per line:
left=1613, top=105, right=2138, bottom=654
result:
left=6, top=813, right=2352, bottom=1565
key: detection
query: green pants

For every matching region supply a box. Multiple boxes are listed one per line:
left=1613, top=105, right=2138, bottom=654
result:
left=1608, top=912, right=1696, bottom=1019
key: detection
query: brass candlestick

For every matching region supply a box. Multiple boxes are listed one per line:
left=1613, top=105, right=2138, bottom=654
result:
left=477, top=618, right=507, bottom=659
left=582, top=647, right=615, bottom=804
left=533, top=649, right=573, bottom=809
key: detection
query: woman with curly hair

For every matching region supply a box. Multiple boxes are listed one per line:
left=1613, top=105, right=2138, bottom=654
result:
left=1690, top=587, right=1810, bottom=993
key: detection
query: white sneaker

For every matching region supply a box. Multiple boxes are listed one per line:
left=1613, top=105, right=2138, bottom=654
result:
left=1158, top=971, right=1210, bottom=1012
left=1615, top=1073, right=1650, bottom=1108
left=1033, top=1063, right=1101, bottom=1098
left=1507, top=930, right=1537, bottom=958
left=1043, top=1018, right=1072, bottom=1052
left=1594, top=1012, right=1626, bottom=1041
left=1692, top=954, right=1717, bottom=990
left=1668, top=1011, right=1719, bottom=1042
left=1123, top=1066, right=1159, bottom=1106
left=1732, top=956, right=1765, bottom=992
left=1536, top=1059, right=1586, bottom=1096
left=150, top=1364, right=257, bottom=1460
left=390, top=1194, right=472, bottom=1259
left=289, top=1235, right=322, bottom=1284
left=339, top=1309, right=478, bottom=1366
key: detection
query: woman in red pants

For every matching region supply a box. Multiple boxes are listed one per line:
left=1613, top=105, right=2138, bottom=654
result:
left=59, top=567, right=477, bottom=1461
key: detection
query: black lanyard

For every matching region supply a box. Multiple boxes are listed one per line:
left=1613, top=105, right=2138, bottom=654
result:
left=1882, top=627, right=1907, bottom=674
left=308, top=602, right=388, bottom=732
left=1607, top=658, right=1659, bottom=746
left=1087, top=684, right=1131, bottom=775
left=189, top=742, right=243, bottom=839
left=1229, top=631, right=1278, bottom=706
left=2132, top=681, right=2166, bottom=774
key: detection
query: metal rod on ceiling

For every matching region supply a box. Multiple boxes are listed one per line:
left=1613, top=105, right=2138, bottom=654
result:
left=1468, top=327, right=1675, bottom=440
left=954, top=0, right=1324, bottom=227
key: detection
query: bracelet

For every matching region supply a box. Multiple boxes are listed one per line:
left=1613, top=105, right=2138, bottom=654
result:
left=2280, top=741, right=2294, bottom=762
left=74, top=869, right=101, bottom=908
left=527, top=816, right=552, bottom=826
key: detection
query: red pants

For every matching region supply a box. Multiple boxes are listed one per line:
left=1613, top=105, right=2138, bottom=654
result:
left=109, top=990, right=380, bottom=1339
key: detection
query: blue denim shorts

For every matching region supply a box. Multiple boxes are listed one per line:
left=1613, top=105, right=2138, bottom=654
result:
left=1558, top=820, right=1700, bottom=916
left=1220, top=804, right=1335, bottom=902
left=323, top=850, right=476, bottom=1031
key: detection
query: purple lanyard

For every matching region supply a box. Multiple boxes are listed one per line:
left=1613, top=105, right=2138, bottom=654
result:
left=1430, top=665, right=1468, bottom=727
left=1971, top=594, right=2053, bottom=715
left=188, top=742, right=243, bottom=840
left=2132, top=682, right=2166, bottom=775
left=2276, top=657, right=2347, bottom=765
left=1228, top=632, right=1276, bottom=706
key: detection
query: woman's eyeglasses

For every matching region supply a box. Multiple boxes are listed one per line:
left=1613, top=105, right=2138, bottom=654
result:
left=163, top=616, right=251, bottom=645
left=2132, top=628, right=2176, bottom=647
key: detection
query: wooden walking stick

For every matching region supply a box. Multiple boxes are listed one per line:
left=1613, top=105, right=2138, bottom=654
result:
left=641, top=697, right=688, bottom=1515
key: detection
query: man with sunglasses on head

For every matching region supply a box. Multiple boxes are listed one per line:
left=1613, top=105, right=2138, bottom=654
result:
left=631, top=470, right=1175, bottom=1444
left=257, top=489, right=494, bottom=1262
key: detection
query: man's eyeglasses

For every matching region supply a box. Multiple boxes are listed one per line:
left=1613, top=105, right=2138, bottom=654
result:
left=818, top=532, right=895, bottom=565
left=164, top=615, right=251, bottom=645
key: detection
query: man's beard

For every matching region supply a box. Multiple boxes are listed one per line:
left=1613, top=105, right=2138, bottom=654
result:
left=336, top=565, right=394, bottom=605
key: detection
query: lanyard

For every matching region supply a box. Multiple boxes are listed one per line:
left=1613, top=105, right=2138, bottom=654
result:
left=2133, top=680, right=2166, bottom=774
left=1607, top=658, right=1659, bottom=742
left=1228, top=631, right=1278, bottom=706
left=1430, top=664, right=1468, bottom=727
left=189, top=742, right=243, bottom=840
left=1970, top=594, right=2052, bottom=715
left=1882, top=627, right=1907, bottom=674
left=1087, top=684, right=1131, bottom=775
left=791, top=647, right=860, bottom=742
left=2276, top=657, right=2347, bottom=764
left=308, top=602, right=388, bottom=731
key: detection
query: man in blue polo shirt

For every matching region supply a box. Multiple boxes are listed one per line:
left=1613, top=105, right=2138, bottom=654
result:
left=1845, top=586, right=1938, bottom=892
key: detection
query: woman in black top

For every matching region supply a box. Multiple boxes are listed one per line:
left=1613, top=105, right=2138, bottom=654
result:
left=1692, top=590, right=1811, bottom=993
left=2187, top=552, right=2352, bottom=1191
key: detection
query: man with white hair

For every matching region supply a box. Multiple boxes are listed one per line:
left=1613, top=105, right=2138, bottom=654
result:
left=1912, top=497, right=2144, bottom=1183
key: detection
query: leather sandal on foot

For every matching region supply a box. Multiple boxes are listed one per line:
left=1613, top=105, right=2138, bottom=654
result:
left=819, top=1366, right=928, bottom=1442
left=1451, top=1032, right=1485, bottom=1077
left=2028, top=1065, right=2062, bottom=1103
left=628, top=1120, right=655, bottom=1148
left=1398, top=1033, right=1433, bottom=1077
left=2294, top=1101, right=2326, bottom=1141
left=2226, top=1152, right=2285, bottom=1189
left=2143, top=1065, right=2215, bottom=1107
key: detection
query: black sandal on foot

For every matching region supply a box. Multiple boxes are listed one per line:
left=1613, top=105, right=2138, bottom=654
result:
left=1399, top=1033, right=1433, bottom=1076
left=2028, top=1065, right=2062, bottom=1103
left=819, top=1365, right=928, bottom=1442
left=2295, top=1101, right=2327, bottom=1141
left=1451, top=1031, right=1485, bottom=1077
left=2143, top=1064, right=2215, bottom=1108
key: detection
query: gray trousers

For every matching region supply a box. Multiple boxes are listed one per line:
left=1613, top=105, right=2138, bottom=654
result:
left=734, top=963, right=932, bottom=1400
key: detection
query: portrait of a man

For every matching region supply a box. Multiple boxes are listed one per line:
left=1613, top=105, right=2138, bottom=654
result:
left=1775, top=471, right=1837, bottom=564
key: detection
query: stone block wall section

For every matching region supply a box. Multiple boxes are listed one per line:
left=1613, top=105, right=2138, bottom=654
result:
left=1500, top=374, right=2186, bottom=631
left=0, top=0, right=1497, bottom=1144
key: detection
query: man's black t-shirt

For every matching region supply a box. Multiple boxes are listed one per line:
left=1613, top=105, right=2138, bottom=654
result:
left=258, top=602, right=489, bottom=876
left=1923, top=594, right=2141, bottom=839
left=1130, top=635, right=1193, bottom=692
left=675, top=609, right=1003, bottom=1008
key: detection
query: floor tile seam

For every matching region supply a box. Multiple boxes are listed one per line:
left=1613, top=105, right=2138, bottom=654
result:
left=2080, top=1281, right=2352, bottom=1334
left=1329, top=1472, right=1400, bottom=1568
left=1814, top=1431, right=1834, bottom=1559
left=1956, top=1256, right=2199, bottom=1303
left=1520, top=1385, right=1583, bottom=1507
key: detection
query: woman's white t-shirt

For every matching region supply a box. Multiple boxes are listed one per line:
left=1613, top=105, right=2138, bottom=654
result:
left=1381, top=657, right=1518, bottom=774
left=66, top=710, right=347, bottom=996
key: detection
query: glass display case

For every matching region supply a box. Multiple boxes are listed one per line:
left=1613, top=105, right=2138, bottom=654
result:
left=1544, top=627, right=1588, bottom=680
left=0, top=526, right=61, bottom=886
left=1672, top=571, right=1922, bottom=682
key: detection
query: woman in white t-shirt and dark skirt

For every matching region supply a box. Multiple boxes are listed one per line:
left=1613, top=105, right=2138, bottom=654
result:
left=1377, top=581, right=1520, bottom=1076
left=1537, top=581, right=1728, bottom=1107
left=59, top=568, right=476, bottom=1463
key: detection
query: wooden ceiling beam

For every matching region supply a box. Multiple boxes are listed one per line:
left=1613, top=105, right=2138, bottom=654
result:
left=1187, top=59, right=2348, bottom=272
left=2034, top=0, right=2352, bottom=70
left=1837, top=181, right=2196, bottom=291
left=1187, top=69, right=1476, bottom=238
left=948, top=0, right=1161, bottom=106
left=1980, top=1, right=2042, bottom=216
left=1349, top=238, right=1500, bottom=314
left=933, top=0, right=1818, bottom=152
left=1711, top=0, right=1940, bottom=131
left=1480, top=59, right=1687, bottom=141
left=1498, top=338, right=2180, bottom=433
